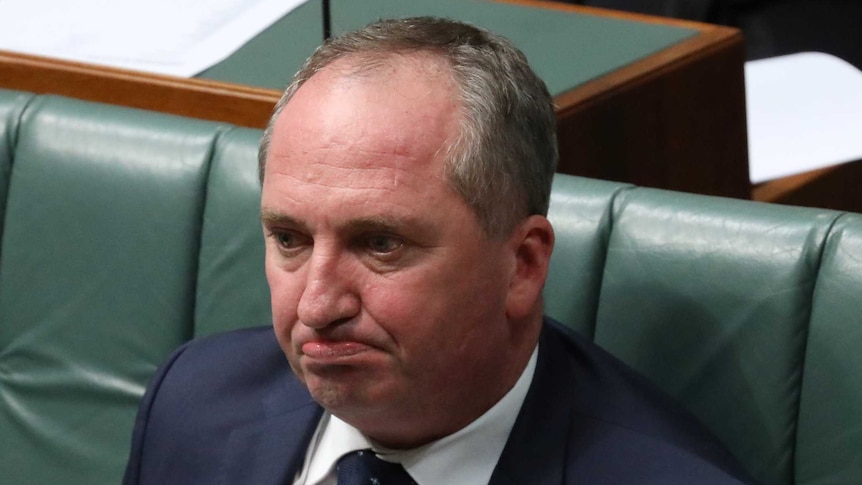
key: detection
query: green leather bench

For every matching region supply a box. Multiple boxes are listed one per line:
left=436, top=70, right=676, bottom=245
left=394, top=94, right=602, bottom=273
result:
left=1, top=88, right=859, bottom=484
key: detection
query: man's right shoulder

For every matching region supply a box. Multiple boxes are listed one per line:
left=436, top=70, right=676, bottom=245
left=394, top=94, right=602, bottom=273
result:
left=124, top=326, right=317, bottom=484
left=168, top=326, right=284, bottom=371
left=147, top=326, right=299, bottom=414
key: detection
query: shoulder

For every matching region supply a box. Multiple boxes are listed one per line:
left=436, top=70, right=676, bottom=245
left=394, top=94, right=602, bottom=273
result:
left=538, top=319, right=757, bottom=483
left=138, top=326, right=304, bottom=427
left=161, top=326, right=287, bottom=382
left=124, top=327, right=315, bottom=483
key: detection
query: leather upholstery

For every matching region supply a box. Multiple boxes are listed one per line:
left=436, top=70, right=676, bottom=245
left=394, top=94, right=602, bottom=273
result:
left=194, top=127, right=271, bottom=338
left=795, top=215, right=862, bottom=484
left=0, top=88, right=859, bottom=484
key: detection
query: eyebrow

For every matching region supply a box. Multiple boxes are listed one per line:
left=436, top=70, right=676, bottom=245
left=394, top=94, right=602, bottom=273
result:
left=260, top=209, right=302, bottom=228
left=261, top=210, right=414, bottom=235
left=343, top=216, right=405, bottom=234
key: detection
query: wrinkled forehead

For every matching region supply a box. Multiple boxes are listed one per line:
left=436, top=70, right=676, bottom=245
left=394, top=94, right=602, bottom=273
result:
left=273, top=52, right=461, bottom=134
left=268, top=53, right=463, bottom=171
left=266, top=56, right=470, bottom=187
left=326, top=50, right=456, bottom=86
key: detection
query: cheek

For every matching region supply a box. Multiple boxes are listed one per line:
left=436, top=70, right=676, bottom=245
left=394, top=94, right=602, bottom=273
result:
left=361, top=256, right=506, bottom=345
left=265, top=262, right=304, bottom=340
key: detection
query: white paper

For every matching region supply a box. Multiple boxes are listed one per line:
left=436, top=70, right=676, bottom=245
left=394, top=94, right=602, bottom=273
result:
left=0, top=0, right=309, bottom=77
left=746, top=52, right=862, bottom=183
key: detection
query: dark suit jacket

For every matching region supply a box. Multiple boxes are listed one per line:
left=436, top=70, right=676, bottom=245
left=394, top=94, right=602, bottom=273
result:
left=123, top=318, right=756, bottom=484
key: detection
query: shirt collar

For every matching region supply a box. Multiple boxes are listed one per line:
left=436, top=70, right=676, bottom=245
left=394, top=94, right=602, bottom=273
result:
left=302, top=344, right=538, bottom=485
left=302, top=413, right=370, bottom=484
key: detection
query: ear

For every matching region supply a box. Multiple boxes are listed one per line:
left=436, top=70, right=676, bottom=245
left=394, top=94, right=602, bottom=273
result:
left=505, top=215, right=555, bottom=321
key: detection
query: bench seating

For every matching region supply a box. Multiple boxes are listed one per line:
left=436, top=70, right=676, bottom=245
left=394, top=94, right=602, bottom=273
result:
left=0, top=89, right=859, bottom=484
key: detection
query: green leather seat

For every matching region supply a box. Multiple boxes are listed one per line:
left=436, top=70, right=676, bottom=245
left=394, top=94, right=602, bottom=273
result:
left=0, top=88, right=859, bottom=484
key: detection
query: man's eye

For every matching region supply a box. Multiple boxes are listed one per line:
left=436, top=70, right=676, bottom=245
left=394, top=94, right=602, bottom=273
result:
left=271, top=231, right=307, bottom=251
left=275, top=233, right=294, bottom=247
left=366, top=235, right=402, bottom=254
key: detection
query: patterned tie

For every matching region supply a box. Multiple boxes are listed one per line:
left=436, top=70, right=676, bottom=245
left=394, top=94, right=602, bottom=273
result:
left=335, top=449, right=417, bottom=485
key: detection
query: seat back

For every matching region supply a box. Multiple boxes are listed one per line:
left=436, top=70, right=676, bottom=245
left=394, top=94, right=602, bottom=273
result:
left=0, top=91, right=263, bottom=483
left=546, top=180, right=862, bottom=485
left=0, top=88, right=859, bottom=484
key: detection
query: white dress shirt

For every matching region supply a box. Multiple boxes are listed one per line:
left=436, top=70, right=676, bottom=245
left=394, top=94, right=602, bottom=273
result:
left=293, top=345, right=538, bottom=485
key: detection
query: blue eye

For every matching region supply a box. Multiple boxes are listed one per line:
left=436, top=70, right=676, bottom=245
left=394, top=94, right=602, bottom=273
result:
left=275, top=232, right=296, bottom=248
left=367, top=235, right=402, bottom=254
left=270, top=230, right=309, bottom=253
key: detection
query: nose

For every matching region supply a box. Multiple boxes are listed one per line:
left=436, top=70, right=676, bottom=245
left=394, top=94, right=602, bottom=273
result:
left=296, top=248, right=361, bottom=329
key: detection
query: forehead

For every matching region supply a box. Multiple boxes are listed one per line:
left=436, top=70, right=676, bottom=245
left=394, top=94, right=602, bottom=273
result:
left=262, top=54, right=468, bottom=219
left=267, top=53, right=461, bottom=178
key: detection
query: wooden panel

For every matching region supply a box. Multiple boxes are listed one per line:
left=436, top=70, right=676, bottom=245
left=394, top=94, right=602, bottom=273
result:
left=753, top=160, right=862, bottom=213
left=515, top=0, right=750, bottom=199
left=0, top=50, right=280, bottom=128
left=0, top=2, right=750, bottom=200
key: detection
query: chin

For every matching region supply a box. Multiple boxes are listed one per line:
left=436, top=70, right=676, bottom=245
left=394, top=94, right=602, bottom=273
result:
left=305, top=371, right=371, bottom=409
left=309, top=383, right=353, bottom=411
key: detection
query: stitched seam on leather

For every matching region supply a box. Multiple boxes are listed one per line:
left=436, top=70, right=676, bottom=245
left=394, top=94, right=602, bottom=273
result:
left=189, top=124, right=231, bottom=341
left=590, top=184, right=637, bottom=342
left=0, top=92, right=38, bottom=329
left=789, top=210, right=847, bottom=483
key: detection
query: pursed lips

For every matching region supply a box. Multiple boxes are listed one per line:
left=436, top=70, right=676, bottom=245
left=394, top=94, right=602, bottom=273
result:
left=301, top=339, right=375, bottom=360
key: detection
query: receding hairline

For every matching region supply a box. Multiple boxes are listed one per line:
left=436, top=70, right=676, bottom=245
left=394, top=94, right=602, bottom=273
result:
left=259, top=16, right=558, bottom=238
left=262, top=49, right=466, bottom=175
left=261, top=44, right=471, bottom=168
left=321, top=48, right=457, bottom=80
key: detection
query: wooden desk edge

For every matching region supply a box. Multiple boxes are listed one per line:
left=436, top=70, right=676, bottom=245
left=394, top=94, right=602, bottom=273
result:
left=506, top=0, right=732, bottom=31
left=497, top=1, right=741, bottom=111
left=0, top=50, right=282, bottom=128
left=2, top=2, right=741, bottom=129
left=522, top=2, right=747, bottom=199
left=557, top=27, right=741, bottom=117
left=752, top=166, right=839, bottom=202
left=532, top=9, right=742, bottom=114
left=2, top=3, right=738, bottom=129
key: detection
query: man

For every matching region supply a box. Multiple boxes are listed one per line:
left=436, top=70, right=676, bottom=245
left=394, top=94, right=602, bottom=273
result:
left=124, top=17, right=755, bottom=484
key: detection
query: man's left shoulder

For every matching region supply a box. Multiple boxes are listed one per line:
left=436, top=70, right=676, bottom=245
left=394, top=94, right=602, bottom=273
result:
left=534, top=319, right=758, bottom=483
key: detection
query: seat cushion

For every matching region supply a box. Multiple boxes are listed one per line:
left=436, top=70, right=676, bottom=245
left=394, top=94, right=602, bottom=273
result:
left=594, top=187, right=841, bottom=484
left=194, top=126, right=271, bottom=338
left=796, top=213, right=862, bottom=484
left=0, top=95, right=222, bottom=484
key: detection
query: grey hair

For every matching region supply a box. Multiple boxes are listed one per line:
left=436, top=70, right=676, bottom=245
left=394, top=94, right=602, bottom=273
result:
left=259, top=17, right=557, bottom=238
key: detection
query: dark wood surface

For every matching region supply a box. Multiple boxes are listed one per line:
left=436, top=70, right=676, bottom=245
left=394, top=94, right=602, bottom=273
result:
left=753, top=159, right=862, bottom=212
left=0, top=1, right=750, bottom=200
left=524, top=0, right=749, bottom=199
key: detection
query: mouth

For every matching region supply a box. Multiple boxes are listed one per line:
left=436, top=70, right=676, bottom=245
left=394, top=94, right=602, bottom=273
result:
left=301, top=340, right=375, bottom=361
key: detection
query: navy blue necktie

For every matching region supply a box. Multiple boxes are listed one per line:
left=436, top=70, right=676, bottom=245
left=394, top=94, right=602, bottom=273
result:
left=335, top=449, right=417, bottom=485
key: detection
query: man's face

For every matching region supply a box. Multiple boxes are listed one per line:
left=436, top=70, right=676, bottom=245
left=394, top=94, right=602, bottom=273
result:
left=260, top=57, right=533, bottom=447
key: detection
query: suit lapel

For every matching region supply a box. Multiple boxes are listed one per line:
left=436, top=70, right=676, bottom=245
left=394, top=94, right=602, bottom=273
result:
left=221, top=372, right=324, bottom=485
left=217, top=321, right=576, bottom=484
left=489, top=322, right=574, bottom=485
